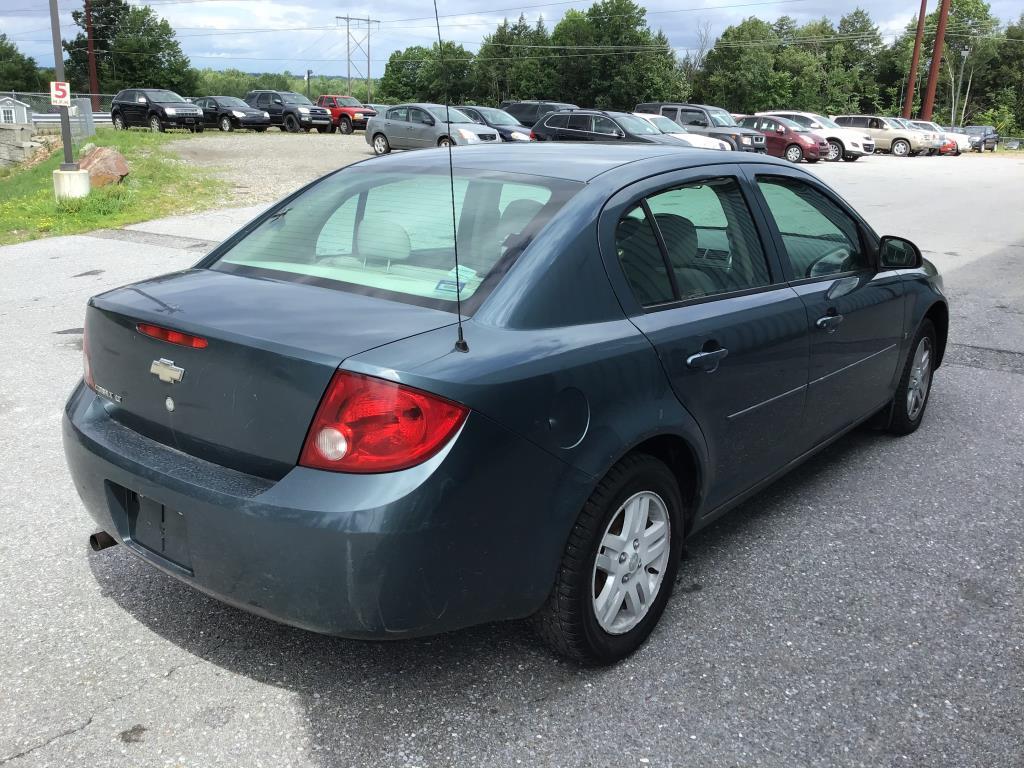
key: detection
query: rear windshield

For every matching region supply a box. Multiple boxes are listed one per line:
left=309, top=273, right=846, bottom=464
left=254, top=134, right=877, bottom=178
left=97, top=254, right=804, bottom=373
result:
left=210, top=163, right=581, bottom=312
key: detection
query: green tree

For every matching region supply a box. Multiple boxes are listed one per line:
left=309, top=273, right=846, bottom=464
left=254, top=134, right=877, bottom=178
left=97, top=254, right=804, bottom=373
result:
left=694, top=17, right=788, bottom=111
left=379, top=46, right=431, bottom=102
left=0, top=34, right=42, bottom=91
left=473, top=16, right=556, bottom=104
left=975, top=14, right=1024, bottom=132
left=63, top=0, right=198, bottom=94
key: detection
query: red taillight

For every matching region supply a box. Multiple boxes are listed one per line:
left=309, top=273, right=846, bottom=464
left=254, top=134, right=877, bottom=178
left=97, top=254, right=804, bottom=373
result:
left=530, top=130, right=537, bottom=141
left=83, top=320, right=95, bottom=389
left=299, top=371, right=468, bottom=473
left=136, top=323, right=208, bottom=349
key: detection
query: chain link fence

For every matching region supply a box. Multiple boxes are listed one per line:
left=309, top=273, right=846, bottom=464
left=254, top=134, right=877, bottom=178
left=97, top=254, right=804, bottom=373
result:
left=4, top=92, right=113, bottom=133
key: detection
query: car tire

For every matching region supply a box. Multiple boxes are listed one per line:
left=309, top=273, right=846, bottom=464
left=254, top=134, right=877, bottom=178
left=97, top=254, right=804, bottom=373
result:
left=193, top=124, right=204, bottom=133
left=826, top=139, right=843, bottom=161
left=329, top=123, right=337, bottom=134
left=891, top=139, right=911, bottom=157
left=284, top=114, right=300, bottom=133
left=785, top=144, right=804, bottom=163
left=112, top=112, right=125, bottom=131
left=535, top=453, right=684, bottom=665
left=339, top=117, right=353, bottom=135
left=219, top=116, right=232, bottom=132
left=438, top=136, right=453, bottom=147
left=887, top=319, right=937, bottom=436
left=372, top=133, right=390, bottom=155
left=843, top=154, right=860, bottom=162
left=149, top=115, right=164, bottom=133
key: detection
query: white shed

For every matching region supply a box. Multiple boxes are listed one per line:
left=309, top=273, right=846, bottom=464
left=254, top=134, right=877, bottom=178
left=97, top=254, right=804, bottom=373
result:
left=0, top=96, right=33, bottom=125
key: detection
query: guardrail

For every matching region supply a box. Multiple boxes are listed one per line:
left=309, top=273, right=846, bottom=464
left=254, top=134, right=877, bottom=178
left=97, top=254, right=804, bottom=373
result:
left=33, top=112, right=112, bottom=125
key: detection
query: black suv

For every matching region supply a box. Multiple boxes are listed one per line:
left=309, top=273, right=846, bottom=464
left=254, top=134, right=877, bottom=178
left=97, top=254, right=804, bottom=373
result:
left=965, top=125, right=999, bottom=152
left=635, top=102, right=765, bottom=152
left=110, top=88, right=204, bottom=132
left=499, top=100, right=579, bottom=128
left=530, top=110, right=691, bottom=146
left=243, top=90, right=332, bottom=133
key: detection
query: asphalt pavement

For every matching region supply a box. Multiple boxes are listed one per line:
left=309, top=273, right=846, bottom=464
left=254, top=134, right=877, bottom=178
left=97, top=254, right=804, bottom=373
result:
left=0, top=152, right=1021, bottom=768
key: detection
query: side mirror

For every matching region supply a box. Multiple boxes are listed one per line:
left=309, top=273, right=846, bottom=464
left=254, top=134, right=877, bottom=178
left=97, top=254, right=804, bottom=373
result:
left=776, top=126, right=785, bottom=134
left=273, top=98, right=283, bottom=105
left=810, top=122, right=821, bottom=128
left=424, top=115, right=435, bottom=126
left=137, top=96, right=147, bottom=104
left=614, top=129, right=625, bottom=138
left=879, top=235, right=922, bottom=269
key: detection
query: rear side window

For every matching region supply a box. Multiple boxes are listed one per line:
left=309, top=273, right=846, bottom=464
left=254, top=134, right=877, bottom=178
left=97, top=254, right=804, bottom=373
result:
left=615, top=178, right=772, bottom=306
left=567, top=114, right=591, bottom=131
left=756, top=176, right=867, bottom=279
left=544, top=113, right=568, bottom=128
left=212, top=166, right=581, bottom=313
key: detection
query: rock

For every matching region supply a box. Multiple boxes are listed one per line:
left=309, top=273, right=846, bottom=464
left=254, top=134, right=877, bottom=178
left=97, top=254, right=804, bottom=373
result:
left=80, top=146, right=129, bottom=187
left=80, top=142, right=96, bottom=156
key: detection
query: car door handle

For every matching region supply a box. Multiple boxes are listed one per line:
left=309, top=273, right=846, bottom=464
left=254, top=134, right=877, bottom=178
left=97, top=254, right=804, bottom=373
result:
left=686, top=347, right=729, bottom=372
left=816, top=314, right=844, bottom=332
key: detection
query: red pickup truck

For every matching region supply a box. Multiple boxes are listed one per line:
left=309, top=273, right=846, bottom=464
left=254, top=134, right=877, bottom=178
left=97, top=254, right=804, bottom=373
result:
left=315, top=95, right=377, bottom=134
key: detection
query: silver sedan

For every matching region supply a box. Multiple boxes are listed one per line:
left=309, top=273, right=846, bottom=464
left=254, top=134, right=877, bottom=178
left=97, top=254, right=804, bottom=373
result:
left=366, top=103, right=500, bottom=154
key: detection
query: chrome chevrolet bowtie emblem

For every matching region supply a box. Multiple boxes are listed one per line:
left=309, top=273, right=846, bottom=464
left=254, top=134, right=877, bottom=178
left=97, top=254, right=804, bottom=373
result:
left=150, top=358, right=184, bottom=384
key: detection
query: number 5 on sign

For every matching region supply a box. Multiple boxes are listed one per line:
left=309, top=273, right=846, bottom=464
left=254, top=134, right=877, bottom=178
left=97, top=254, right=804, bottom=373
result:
left=50, top=81, right=70, bottom=107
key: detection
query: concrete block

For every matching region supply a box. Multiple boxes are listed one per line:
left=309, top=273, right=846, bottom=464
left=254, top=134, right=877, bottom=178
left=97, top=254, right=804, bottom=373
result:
left=53, top=169, right=91, bottom=200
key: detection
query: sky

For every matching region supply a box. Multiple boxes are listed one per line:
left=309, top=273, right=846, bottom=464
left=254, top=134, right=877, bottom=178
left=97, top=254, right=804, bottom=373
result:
left=4, top=0, right=1022, bottom=80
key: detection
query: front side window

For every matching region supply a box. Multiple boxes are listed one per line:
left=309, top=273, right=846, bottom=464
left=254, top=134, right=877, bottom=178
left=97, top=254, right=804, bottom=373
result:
left=756, top=176, right=867, bottom=279
left=212, top=166, right=580, bottom=312
left=680, top=109, right=707, bottom=127
left=410, top=108, right=432, bottom=125
left=615, top=177, right=772, bottom=306
left=256, top=93, right=271, bottom=108
left=592, top=116, right=619, bottom=135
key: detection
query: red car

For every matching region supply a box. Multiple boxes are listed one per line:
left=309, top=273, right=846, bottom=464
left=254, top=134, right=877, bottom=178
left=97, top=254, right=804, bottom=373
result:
left=316, top=95, right=377, bottom=134
left=738, top=115, right=828, bottom=163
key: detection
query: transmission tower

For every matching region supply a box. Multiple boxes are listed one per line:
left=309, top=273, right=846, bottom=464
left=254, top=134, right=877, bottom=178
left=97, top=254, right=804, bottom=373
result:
left=336, top=16, right=380, bottom=99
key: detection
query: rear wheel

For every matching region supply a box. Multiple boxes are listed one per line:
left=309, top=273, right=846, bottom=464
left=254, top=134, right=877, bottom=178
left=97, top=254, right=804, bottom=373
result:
left=219, top=115, right=232, bottom=132
left=372, top=133, right=390, bottom=155
left=535, top=453, right=684, bottom=665
left=284, top=114, right=300, bottom=133
left=891, top=139, right=911, bottom=157
left=149, top=115, right=163, bottom=133
left=784, top=144, right=804, bottom=163
left=888, top=320, right=936, bottom=435
left=339, top=117, right=353, bottom=135
left=826, top=139, right=843, bottom=162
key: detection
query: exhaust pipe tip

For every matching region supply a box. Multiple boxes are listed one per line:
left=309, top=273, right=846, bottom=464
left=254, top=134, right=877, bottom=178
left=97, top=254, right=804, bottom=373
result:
left=89, top=531, right=118, bottom=552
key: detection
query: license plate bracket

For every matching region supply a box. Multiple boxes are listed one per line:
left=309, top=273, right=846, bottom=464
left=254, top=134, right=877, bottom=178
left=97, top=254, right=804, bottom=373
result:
left=127, top=491, right=193, bottom=571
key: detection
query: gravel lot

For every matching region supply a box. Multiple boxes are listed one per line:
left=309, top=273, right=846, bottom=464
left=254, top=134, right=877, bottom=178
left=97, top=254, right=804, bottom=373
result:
left=0, top=151, right=1021, bottom=767
left=169, top=131, right=374, bottom=205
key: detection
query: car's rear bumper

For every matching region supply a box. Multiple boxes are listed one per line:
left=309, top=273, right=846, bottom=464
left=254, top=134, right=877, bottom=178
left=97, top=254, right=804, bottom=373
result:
left=63, top=383, right=591, bottom=638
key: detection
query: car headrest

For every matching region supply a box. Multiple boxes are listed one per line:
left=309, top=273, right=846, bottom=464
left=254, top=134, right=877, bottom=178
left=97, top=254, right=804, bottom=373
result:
left=653, top=213, right=698, bottom=269
left=357, top=218, right=411, bottom=264
left=498, top=199, right=545, bottom=244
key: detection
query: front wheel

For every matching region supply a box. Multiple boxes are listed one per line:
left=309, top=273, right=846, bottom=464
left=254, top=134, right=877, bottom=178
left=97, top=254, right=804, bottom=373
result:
left=149, top=115, right=164, bottom=133
left=784, top=144, right=804, bottom=163
left=284, top=114, right=300, bottom=133
left=888, top=320, right=936, bottom=435
left=112, top=113, right=126, bottom=131
left=339, top=117, right=353, bottom=135
left=826, top=139, right=843, bottom=162
left=535, top=453, right=683, bottom=665
left=372, top=133, right=390, bottom=155
left=219, top=115, right=232, bottom=132
left=891, top=139, right=911, bottom=157
left=438, top=136, right=453, bottom=147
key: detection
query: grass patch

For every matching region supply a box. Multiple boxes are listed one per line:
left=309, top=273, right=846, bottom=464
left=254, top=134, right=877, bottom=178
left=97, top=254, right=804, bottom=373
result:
left=0, top=128, right=225, bottom=246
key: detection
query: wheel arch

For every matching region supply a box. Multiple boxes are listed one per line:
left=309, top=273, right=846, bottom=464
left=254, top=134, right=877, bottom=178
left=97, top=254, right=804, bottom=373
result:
left=924, top=301, right=949, bottom=369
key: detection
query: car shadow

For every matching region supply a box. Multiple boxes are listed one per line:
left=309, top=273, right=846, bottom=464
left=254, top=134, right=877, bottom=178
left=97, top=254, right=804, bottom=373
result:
left=87, top=427, right=879, bottom=763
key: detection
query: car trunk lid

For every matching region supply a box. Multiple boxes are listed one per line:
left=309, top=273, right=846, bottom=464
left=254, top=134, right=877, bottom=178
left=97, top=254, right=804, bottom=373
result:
left=85, top=268, right=456, bottom=479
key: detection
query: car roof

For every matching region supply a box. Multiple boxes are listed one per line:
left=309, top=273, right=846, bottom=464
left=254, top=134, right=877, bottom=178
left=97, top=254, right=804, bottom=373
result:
left=358, top=143, right=788, bottom=183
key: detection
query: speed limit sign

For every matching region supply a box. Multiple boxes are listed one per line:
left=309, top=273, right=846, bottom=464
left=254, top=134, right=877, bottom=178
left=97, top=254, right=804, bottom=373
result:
left=50, top=81, right=70, bottom=107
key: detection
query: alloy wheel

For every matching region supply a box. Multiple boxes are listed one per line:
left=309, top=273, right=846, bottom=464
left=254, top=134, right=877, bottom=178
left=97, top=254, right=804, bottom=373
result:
left=826, top=140, right=842, bottom=161
left=785, top=145, right=803, bottom=163
left=220, top=116, right=232, bottom=132
left=591, top=491, right=672, bottom=635
left=906, top=337, right=932, bottom=420
left=340, top=119, right=353, bottom=135
left=438, top=137, right=453, bottom=147
left=372, top=135, right=389, bottom=154
left=892, top=140, right=910, bottom=156
left=113, top=114, right=125, bottom=130
left=149, top=116, right=162, bottom=133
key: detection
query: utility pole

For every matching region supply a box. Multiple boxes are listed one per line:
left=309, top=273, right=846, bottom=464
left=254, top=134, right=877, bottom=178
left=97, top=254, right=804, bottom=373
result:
left=84, top=0, right=100, bottom=110
left=921, top=0, right=952, bottom=120
left=902, top=0, right=929, bottom=118
left=48, top=0, right=75, bottom=171
left=336, top=16, right=379, bottom=98
left=306, top=69, right=313, bottom=99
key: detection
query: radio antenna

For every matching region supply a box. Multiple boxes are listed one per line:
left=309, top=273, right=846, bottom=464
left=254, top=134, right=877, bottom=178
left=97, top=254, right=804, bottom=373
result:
left=433, top=0, right=469, bottom=353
